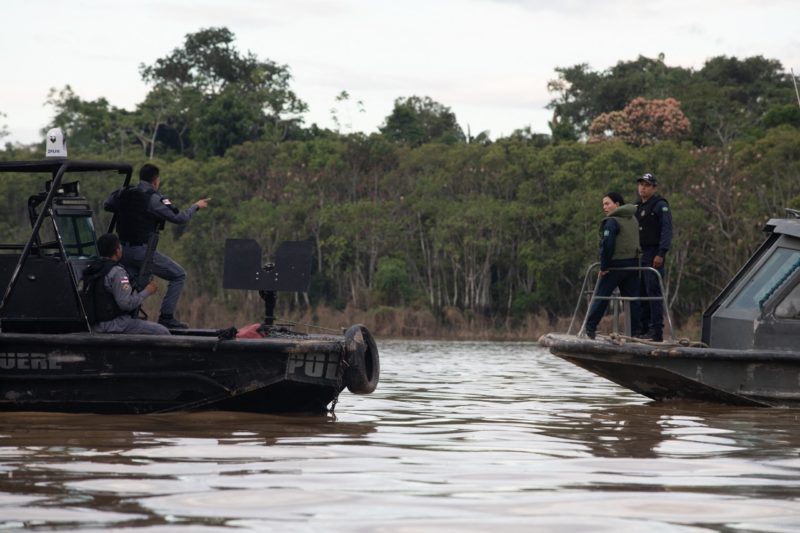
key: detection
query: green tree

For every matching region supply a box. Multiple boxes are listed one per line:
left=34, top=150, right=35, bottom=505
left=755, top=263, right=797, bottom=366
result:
left=762, top=104, right=800, bottom=130
left=682, top=55, right=793, bottom=145
left=380, top=96, right=465, bottom=146
left=373, top=257, right=414, bottom=306
left=546, top=54, right=794, bottom=147
left=139, top=27, right=308, bottom=157
left=547, top=55, right=690, bottom=139
left=43, top=86, right=134, bottom=156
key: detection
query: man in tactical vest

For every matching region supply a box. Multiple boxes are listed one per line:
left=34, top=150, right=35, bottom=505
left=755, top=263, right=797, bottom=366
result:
left=82, top=233, right=170, bottom=335
left=584, top=192, right=641, bottom=340
left=635, top=173, right=672, bottom=342
left=104, top=163, right=209, bottom=329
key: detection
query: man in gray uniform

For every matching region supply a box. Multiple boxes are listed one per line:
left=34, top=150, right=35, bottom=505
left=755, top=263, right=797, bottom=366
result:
left=82, top=234, right=170, bottom=335
left=104, top=163, right=209, bottom=329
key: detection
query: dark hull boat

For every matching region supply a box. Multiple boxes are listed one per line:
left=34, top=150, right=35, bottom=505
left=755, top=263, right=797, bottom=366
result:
left=0, top=136, right=379, bottom=414
left=541, top=213, right=800, bottom=407
left=539, top=333, right=800, bottom=407
left=0, top=325, right=378, bottom=414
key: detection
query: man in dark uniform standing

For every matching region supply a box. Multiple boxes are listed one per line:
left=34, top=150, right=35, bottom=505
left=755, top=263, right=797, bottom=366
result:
left=82, top=233, right=170, bottom=335
left=635, top=173, right=672, bottom=342
left=104, top=163, right=209, bottom=329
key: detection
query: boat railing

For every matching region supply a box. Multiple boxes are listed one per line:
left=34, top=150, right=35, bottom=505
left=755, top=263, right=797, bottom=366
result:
left=567, top=262, right=675, bottom=340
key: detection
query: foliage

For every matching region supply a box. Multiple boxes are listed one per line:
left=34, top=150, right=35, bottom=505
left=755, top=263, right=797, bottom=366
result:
left=373, top=257, right=415, bottom=306
left=137, top=26, right=308, bottom=157
left=43, top=86, right=136, bottom=156
left=5, top=42, right=800, bottom=332
left=589, top=97, right=691, bottom=146
left=548, top=54, right=795, bottom=146
left=380, top=96, right=466, bottom=146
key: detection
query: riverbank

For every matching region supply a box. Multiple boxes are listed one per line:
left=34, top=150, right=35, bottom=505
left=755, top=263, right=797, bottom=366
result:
left=155, top=297, right=701, bottom=342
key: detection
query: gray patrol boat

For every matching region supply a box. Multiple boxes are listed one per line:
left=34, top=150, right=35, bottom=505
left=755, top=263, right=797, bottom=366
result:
left=539, top=211, right=800, bottom=407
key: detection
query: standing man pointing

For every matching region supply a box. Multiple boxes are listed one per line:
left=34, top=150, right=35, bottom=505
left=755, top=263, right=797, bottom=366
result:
left=105, top=163, right=210, bottom=329
left=635, top=172, right=672, bottom=342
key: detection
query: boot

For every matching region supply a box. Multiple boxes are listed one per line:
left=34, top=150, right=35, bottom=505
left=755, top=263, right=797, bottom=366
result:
left=158, top=314, right=189, bottom=329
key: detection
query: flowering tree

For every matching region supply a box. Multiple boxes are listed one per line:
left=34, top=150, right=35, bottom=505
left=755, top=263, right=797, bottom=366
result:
left=589, top=97, right=691, bottom=146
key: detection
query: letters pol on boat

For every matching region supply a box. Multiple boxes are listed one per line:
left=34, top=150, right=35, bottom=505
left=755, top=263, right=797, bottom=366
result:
left=287, top=352, right=339, bottom=381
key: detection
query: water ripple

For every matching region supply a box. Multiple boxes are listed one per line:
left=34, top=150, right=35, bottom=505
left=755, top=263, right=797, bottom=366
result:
left=1, top=340, right=799, bottom=530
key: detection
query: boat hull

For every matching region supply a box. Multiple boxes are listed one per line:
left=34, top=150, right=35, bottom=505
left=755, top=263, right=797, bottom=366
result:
left=539, top=333, right=800, bottom=407
left=0, top=331, right=352, bottom=414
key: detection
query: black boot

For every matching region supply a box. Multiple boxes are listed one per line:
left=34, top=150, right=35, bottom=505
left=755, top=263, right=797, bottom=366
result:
left=641, top=329, right=663, bottom=342
left=158, top=315, right=189, bottom=329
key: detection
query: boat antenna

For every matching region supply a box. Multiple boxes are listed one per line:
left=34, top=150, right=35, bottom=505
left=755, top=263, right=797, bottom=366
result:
left=792, top=68, right=800, bottom=108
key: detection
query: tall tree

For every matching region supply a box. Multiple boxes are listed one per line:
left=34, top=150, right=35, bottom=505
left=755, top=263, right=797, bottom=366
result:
left=139, top=27, right=308, bottom=157
left=547, top=55, right=690, bottom=139
left=380, top=96, right=465, bottom=146
left=682, top=55, right=794, bottom=145
left=546, top=54, right=793, bottom=146
left=43, top=86, right=132, bottom=155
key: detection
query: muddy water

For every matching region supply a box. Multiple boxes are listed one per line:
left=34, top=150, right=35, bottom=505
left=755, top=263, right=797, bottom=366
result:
left=1, top=340, right=799, bottom=531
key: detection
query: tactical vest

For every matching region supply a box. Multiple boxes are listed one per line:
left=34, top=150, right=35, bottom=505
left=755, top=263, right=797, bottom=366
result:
left=81, top=259, right=126, bottom=325
left=602, top=204, right=640, bottom=261
left=116, top=187, right=159, bottom=245
left=637, top=194, right=668, bottom=247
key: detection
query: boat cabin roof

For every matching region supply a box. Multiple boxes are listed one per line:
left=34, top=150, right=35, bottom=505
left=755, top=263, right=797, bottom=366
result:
left=0, top=158, right=133, bottom=334
left=0, top=159, right=132, bottom=175
left=765, top=217, right=800, bottom=240
left=703, top=215, right=800, bottom=350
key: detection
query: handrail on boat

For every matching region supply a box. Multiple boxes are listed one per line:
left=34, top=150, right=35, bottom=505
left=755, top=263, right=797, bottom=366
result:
left=567, top=262, right=675, bottom=340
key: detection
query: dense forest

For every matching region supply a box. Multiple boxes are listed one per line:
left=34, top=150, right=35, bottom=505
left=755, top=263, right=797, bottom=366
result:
left=2, top=28, right=800, bottom=338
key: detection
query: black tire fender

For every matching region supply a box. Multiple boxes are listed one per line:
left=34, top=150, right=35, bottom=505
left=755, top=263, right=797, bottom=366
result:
left=344, top=324, right=380, bottom=394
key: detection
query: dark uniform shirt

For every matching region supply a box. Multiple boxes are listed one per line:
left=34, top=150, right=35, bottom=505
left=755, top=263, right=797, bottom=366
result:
left=104, top=265, right=149, bottom=312
left=636, top=195, right=673, bottom=257
left=92, top=264, right=169, bottom=335
left=104, top=181, right=199, bottom=231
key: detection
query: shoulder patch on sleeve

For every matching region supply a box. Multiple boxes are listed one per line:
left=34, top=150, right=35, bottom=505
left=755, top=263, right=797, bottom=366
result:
left=603, top=229, right=610, bottom=237
left=662, top=206, right=669, bottom=212
left=161, top=197, right=172, bottom=206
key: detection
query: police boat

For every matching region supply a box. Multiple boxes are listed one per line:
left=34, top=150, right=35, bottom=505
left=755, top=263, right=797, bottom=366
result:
left=0, top=130, right=379, bottom=414
left=539, top=211, right=800, bottom=407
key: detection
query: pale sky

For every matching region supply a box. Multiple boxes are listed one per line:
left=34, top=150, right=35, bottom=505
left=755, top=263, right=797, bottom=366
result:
left=2, top=0, right=799, bottom=145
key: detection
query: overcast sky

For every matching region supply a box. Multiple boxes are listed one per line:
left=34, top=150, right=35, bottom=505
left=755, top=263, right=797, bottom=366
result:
left=2, top=0, right=799, bottom=145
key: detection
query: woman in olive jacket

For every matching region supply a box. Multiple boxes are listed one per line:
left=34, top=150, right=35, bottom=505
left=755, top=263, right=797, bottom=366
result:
left=584, top=192, right=641, bottom=339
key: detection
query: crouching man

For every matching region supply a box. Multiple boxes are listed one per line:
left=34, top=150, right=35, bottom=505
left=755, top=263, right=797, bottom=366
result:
left=82, top=233, right=170, bottom=335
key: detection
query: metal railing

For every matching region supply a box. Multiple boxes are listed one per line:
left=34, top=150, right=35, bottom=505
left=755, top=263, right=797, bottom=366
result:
left=567, top=262, right=675, bottom=340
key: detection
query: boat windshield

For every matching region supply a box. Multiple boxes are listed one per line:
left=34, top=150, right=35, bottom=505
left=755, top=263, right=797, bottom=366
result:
left=775, top=282, right=800, bottom=319
left=55, top=214, right=98, bottom=258
left=728, top=247, right=800, bottom=311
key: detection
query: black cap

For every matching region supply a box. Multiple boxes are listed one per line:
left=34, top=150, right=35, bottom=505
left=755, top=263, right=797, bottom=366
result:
left=637, top=173, right=657, bottom=186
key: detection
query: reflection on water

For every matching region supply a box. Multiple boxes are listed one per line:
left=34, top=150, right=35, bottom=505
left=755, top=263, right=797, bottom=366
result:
left=1, top=340, right=799, bottom=531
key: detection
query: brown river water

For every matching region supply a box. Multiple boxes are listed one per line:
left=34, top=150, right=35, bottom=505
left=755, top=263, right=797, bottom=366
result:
left=1, top=340, right=799, bottom=532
